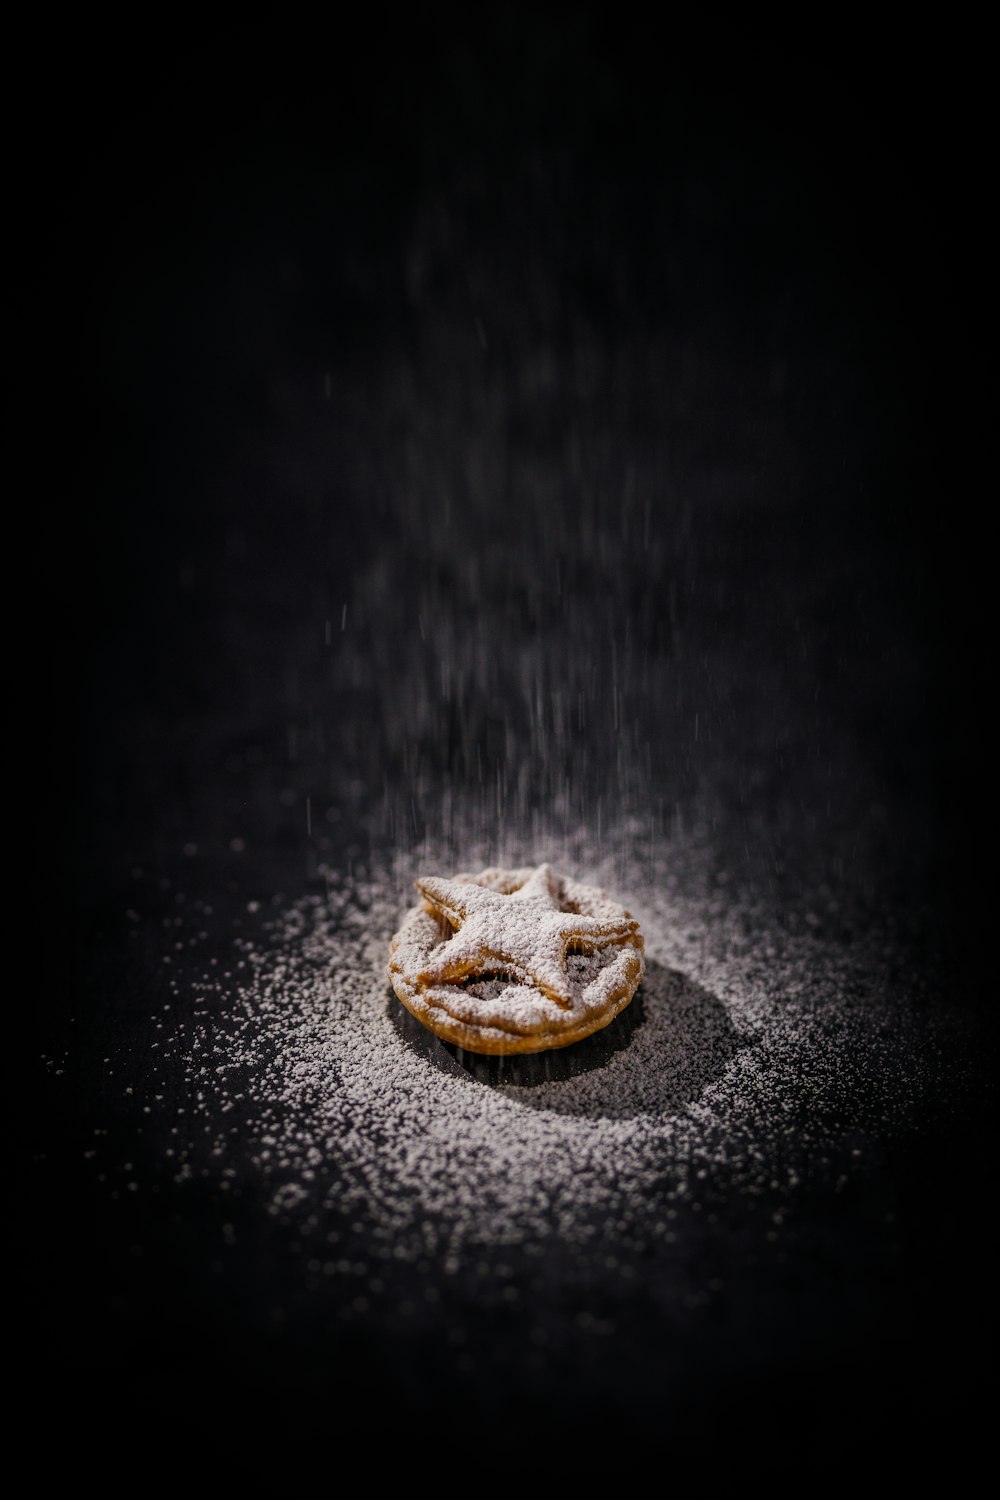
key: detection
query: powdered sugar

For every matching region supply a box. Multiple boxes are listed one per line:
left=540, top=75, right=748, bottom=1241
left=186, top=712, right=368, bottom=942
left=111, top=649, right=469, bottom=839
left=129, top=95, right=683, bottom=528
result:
left=136, top=832, right=969, bottom=1284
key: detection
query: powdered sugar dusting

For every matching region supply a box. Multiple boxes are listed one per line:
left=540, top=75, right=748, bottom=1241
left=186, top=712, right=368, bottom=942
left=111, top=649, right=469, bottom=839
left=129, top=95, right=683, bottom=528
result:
left=129, top=833, right=973, bottom=1288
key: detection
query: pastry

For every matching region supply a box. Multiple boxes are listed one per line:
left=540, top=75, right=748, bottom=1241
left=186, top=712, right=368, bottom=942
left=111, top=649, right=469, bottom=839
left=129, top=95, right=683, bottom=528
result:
left=387, top=863, right=644, bottom=1054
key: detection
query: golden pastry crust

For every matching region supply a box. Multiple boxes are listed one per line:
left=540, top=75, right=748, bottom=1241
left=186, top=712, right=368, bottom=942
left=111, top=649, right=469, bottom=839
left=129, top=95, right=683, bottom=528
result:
left=387, top=864, right=645, bottom=1054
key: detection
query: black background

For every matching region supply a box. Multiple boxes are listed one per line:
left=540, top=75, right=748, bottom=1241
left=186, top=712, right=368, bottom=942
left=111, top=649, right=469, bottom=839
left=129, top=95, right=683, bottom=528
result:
left=24, top=7, right=989, bottom=1469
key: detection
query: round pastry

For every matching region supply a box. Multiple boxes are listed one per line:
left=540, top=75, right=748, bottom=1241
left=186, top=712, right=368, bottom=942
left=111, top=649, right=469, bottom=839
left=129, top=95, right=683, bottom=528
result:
left=387, top=863, right=645, bottom=1054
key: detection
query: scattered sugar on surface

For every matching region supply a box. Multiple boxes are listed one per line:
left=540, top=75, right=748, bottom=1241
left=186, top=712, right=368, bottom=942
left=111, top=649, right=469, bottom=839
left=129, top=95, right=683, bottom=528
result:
left=129, top=837, right=971, bottom=1283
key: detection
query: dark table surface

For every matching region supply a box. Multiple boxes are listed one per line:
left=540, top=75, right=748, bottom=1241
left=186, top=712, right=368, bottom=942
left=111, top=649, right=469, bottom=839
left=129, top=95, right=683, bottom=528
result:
left=25, top=11, right=988, bottom=1470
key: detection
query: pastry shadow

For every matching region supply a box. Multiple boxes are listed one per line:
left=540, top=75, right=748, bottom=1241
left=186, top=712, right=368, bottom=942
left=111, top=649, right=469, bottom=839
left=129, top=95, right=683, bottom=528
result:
left=386, top=958, right=743, bottom=1119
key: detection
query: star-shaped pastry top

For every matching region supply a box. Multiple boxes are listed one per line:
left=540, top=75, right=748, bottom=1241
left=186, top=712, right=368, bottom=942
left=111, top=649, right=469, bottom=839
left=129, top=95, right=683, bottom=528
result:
left=414, top=862, right=640, bottom=1008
